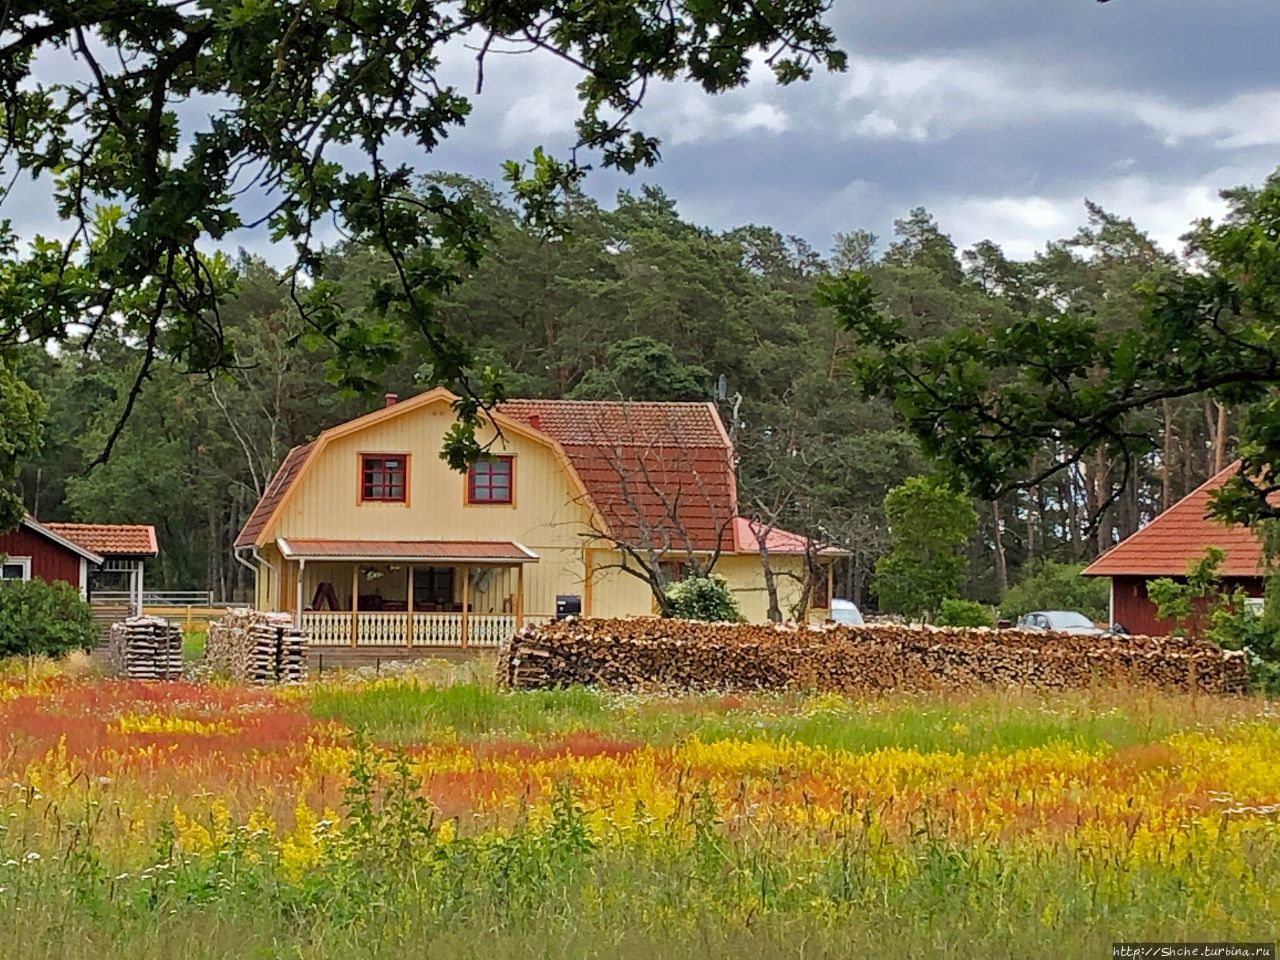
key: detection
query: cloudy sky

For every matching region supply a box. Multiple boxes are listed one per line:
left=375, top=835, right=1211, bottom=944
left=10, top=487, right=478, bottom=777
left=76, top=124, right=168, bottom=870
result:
left=414, top=0, right=1280, bottom=260
left=10, top=1, right=1280, bottom=264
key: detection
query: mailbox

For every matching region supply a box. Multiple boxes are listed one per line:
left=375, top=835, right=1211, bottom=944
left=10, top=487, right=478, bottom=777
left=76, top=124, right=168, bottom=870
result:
left=555, top=594, right=582, bottom=620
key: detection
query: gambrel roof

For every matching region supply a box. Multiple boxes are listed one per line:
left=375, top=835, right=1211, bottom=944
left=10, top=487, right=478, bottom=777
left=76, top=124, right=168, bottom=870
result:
left=234, top=390, right=739, bottom=552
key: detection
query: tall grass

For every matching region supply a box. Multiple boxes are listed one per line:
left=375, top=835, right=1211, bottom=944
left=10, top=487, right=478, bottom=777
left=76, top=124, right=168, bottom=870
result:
left=310, top=679, right=1250, bottom=752
left=2, top=740, right=1275, bottom=960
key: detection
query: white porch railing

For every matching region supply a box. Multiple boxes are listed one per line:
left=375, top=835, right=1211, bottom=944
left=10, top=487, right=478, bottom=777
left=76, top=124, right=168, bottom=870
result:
left=468, top=614, right=516, bottom=646
left=301, top=612, right=350, bottom=644
left=300, top=610, right=531, bottom=647
left=355, top=611, right=408, bottom=645
left=411, top=612, right=463, bottom=646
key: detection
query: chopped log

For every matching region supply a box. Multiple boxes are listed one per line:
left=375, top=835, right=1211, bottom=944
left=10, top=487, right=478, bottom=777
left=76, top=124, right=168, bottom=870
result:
left=107, top=617, right=183, bottom=681
left=206, top=609, right=309, bottom=684
left=498, top=618, right=1248, bottom=695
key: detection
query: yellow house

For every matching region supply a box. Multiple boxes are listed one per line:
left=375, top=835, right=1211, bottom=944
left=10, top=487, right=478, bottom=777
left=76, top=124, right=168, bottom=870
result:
left=234, top=388, right=841, bottom=652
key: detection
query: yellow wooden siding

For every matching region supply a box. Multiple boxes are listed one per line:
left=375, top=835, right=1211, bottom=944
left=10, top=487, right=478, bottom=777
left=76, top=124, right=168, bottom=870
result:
left=713, top=554, right=819, bottom=623
left=254, top=396, right=829, bottom=625
left=264, top=399, right=592, bottom=618
left=587, top=550, right=658, bottom=617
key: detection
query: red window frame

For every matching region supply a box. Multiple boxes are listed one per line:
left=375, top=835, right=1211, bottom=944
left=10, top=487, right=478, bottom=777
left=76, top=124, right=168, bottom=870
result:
left=360, top=454, right=408, bottom=503
left=467, top=455, right=514, bottom=504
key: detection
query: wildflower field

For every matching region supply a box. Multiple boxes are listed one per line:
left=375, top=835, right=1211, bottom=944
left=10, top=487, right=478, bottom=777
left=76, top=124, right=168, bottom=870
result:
left=2, top=662, right=1279, bottom=959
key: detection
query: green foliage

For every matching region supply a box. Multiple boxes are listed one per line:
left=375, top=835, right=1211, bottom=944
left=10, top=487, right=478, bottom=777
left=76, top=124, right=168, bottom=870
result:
left=0, top=360, right=45, bottom=531
left=826, top=171, right=1280, bottom=536
left=875, top=476, right=977, bottom=619
left=1148, top=548, right=1280, bottom=690
left=0, top=578, right=98, bottom=658
left=568, top=337, right=710, bottom=401
left=0, top=1, right=843, bottom=481
left=664, top=575, right=742, bottom=622
left=1000, top=562, right=1110, bottom=623
left=935, top=598, right=995, bottom=628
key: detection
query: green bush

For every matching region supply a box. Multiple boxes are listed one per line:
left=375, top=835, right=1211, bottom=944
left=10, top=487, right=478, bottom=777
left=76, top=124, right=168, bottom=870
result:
left=935, top=598, right=995, bottom=628
left=1000, top=562, right=1109, bottom=623
left=664, top=575, right=742, bottom=622
left=0, top=578, right=99, bottom=659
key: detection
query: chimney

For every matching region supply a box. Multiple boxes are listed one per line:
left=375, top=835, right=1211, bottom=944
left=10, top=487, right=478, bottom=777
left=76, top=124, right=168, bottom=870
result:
left=384, top=392, right=398, bottom=408
left=528, top=413, right=541, bottom=431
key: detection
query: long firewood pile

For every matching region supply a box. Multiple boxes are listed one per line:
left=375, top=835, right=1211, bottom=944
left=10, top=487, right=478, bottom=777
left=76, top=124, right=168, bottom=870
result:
left=206, top=609, right=308, bottom=684
left=107, top=617, right=183, bottom=681
left=500, top=618, right=1249, bottom=694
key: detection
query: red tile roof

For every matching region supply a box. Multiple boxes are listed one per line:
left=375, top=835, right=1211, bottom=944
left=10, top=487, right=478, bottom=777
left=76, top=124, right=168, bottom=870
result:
left=499, top=400, right=737, bottom=552
left=234, top=441, right=314, bottom=548
left=234, top=395, right=739, bottom=553
left=45, top=522, right=157, bottom=557
left=277, top=539, right=537, bottom=562
left=21, top=516, right=105, bottom=563
left=731, top=517, right=848, bottom=556
left=1082, top=463, right=1265, bottom=578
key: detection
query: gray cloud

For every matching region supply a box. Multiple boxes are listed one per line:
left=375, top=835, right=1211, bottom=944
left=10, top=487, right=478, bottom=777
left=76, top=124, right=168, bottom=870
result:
left=6, top=3, right=1279, bottom=266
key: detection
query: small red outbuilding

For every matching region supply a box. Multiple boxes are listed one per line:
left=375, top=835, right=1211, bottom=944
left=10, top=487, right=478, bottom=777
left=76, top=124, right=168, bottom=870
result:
left=0, top=516, right=104, bottom=597
left=1082, top=464, right=1265, bottom=635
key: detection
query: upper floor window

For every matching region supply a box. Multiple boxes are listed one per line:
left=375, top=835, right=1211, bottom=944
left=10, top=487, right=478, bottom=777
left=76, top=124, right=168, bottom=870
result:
left=467, top=455, right=514, bottom=504
left=360, top=454, right=407, bottom=502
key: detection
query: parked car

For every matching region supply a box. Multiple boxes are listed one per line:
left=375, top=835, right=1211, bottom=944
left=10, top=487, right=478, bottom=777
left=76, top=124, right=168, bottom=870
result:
left=1015, top=610, right=1105, bottom=635
left=829, top=598, right=865, bottom=626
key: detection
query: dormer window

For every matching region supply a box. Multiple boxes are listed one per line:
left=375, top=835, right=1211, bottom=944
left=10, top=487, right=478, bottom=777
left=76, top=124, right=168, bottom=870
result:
left=360, top=454, right=408, bottom=502
left=467, top=455, right=514, bottom=504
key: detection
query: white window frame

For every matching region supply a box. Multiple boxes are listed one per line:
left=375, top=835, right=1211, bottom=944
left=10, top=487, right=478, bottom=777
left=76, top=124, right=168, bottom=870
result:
left=1, top=556, right=32, bottom=582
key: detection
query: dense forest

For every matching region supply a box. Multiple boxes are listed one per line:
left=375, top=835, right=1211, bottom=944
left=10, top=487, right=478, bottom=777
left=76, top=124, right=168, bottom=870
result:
left=14, top=176, right=1234, bottom=604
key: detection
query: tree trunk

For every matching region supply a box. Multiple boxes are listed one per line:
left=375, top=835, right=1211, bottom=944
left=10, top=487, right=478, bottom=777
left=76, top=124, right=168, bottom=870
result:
left=1161, top=398, right=1174, bottom=509
left=991, top=499, right=1008, bottom=594
left=758, top=542, right=783, bottom=623
left=1213, top=402, right=1228, bottom=473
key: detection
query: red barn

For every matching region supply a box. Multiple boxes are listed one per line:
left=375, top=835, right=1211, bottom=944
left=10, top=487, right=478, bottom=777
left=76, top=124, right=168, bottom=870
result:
left=1082, top=464, right=1265, bottom=635
left=0, top=516, right=104, bottom=596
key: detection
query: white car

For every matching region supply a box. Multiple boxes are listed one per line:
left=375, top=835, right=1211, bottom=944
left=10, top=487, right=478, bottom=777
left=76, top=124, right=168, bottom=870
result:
left=1016, top=610, right=1104, bottom=635
left=829, top=599, right=864, bottom=626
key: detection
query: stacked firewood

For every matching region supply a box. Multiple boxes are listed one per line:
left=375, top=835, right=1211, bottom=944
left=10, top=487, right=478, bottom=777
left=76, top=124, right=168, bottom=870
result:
left=107, top=617, right=184, bottom=681
left=501, top=618, right=1249, bottom=695
left=206, top=609, right=308, bottom=684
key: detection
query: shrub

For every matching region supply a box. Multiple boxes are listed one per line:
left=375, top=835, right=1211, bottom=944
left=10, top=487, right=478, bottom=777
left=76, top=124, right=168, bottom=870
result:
left=935, top=598, right=995, bottom=628
left=1000, top=562, right=1109, bottom=623
left=874, top=476, right=977, bottom=619
left=1148, top=547, right=1280, bottom=691
left=0, top=577, right=99, bottom=659
left=664, top=576, right=742, bottom=622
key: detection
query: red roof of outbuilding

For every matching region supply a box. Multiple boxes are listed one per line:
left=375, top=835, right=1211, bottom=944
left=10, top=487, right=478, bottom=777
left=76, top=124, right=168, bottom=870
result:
left=499, top=400, right=737, bottom=552
left=1082, top=463, right=1265, bottom=578
left=45, top=522, right=157, bottom=557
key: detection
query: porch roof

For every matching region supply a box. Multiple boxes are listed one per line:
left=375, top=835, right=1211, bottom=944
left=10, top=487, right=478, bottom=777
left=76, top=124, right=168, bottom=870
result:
left=276, top=538, right=538, bottom=564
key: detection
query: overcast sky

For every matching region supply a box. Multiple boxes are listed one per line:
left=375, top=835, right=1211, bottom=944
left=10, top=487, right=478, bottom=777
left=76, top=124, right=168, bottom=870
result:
left=11, top=1, right=1280, bottom=264
left=411, top=0, right=1279, bottom=261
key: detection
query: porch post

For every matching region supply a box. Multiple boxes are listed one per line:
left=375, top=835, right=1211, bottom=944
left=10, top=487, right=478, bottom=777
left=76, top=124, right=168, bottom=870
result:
left=460, top=564, right=470, bottom=648
left=294, top=558, right=306, bottom=629
left=350, top=564, right=359, bottom=647
left=405, top=564, right=414, bottom=647
left=515, top=564, right=525, bottom=629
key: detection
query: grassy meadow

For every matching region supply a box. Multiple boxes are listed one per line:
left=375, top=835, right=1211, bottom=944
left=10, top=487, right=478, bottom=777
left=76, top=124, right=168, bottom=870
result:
left=1, top=660, right=1278, bottom=959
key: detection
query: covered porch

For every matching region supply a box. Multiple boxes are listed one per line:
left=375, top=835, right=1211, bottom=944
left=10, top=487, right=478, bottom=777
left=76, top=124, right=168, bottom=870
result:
left=277, top=538, right=542, bottom=649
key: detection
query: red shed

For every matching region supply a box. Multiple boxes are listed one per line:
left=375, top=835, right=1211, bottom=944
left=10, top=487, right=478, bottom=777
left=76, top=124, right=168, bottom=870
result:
left=1082, top=463, right=1265, bottom=635
left=0, top=517, right=104, bottom=597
